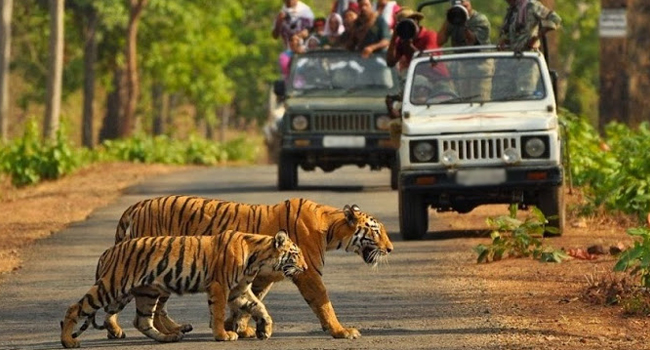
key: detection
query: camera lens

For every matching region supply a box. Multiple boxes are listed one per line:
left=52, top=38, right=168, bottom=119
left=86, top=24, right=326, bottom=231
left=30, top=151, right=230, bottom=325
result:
left=447, top=5, right=468, bottom=26
left=395, top=19, right=418, bottom=40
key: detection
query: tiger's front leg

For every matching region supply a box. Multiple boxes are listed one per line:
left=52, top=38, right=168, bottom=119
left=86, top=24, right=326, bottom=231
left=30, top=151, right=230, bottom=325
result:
left=293, top=270, right=361, bottom=339
left=208, top=283, right=238, bottom=341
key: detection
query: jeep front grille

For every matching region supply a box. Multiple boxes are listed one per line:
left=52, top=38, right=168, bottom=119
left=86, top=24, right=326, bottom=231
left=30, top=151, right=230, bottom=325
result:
left=442, top=137, right=518, bottom=162
left=312, top=112, right=373, bottom=132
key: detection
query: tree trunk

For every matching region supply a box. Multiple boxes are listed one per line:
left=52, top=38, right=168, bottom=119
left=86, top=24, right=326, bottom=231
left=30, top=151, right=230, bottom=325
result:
left=99, top=68, right=125, bottom=142
left=121, top=0, right=148, bottom=137
left=151, top=83, right=165, bottom=136
left=599, top=0, right=629, bottom=132
left=218, top=105, right=230, bottom=143
left=44, top=0, right=65, bottom=140
left=82, top=4, right=98, bottom=148
left=0, top=0, right=12, bottom=142
left=627, top=0, right=650, bottom=128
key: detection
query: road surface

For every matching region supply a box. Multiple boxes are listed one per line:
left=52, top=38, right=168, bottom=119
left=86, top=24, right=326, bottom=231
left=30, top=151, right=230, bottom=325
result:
left=0, top=165, right=501, bottom=350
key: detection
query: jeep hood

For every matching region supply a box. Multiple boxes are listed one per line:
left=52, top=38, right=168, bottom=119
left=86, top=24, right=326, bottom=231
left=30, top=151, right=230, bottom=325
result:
left=402, top=111, right=558, bottom=135
left=286, top=96, right=386, bottom=111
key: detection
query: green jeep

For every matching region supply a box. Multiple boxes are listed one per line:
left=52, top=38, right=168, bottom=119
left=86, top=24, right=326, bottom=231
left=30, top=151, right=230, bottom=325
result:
left=273, top=49, right=401, bottom=190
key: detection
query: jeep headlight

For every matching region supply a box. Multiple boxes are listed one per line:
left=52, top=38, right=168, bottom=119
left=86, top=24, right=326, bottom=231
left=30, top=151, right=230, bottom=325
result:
left=410, top=141, right=437, bottom=163
left=375, top=115, right=391, bottom=130
left=291, top=115, right=308, bottom=131
left=522, top=136, right=550, bottom=159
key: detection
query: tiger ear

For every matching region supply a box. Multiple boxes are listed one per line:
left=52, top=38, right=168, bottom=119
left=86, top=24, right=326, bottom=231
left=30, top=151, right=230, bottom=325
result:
left=274, top=230, right=289, bottom=248
left=343, top=205, right=359, bottom=227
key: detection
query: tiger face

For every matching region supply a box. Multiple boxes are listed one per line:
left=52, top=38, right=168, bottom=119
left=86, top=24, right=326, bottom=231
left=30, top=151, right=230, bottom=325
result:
left=343, top=205, right=394, bottom=266
left=272, top=230, right=308, bottom=278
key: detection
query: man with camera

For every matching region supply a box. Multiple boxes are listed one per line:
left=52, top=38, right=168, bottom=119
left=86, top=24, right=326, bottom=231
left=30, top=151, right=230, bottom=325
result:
left=385, top=7, right=438, bottom=76
left=272, top=0, right=315, bottom=49
left=436, top=0, right=492, bottom=100
left=437, top=0, right=491, bottom=48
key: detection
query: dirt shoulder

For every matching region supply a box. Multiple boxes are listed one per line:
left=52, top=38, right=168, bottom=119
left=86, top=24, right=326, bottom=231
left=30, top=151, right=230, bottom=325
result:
left=0, top=162, right=189, bottom=276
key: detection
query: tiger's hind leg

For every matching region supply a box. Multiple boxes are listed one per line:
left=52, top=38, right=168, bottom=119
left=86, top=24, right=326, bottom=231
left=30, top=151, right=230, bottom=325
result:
left=61, top=285, right=105, bottom=348
left=103, top=297, right=131, bottom=339
left=132, top=287, right=183, bottom=343
left=153, top=295, right=193, bottom=335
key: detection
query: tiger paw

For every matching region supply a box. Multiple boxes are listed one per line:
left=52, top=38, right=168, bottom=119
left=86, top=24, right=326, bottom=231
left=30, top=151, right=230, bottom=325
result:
left=331, top=327, right=361, bottom=339
left=255, top=319, right=273, bottom=340
left=236, top=325, right=256, bottom=338
left=214, top=330, right=238, bottom=341
left=106, top=328, right=126, bottom=339
left=61, top=338, right=80, bottom=349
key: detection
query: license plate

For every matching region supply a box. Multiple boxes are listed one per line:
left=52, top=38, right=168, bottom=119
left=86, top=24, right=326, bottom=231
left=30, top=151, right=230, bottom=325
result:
left=323, top=136, right=365, bottom=148
left=456, top=168, right=506, bottom=186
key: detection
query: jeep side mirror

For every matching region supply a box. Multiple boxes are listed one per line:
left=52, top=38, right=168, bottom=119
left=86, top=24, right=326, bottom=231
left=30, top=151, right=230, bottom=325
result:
left=273, top=79, right=286, bottom=99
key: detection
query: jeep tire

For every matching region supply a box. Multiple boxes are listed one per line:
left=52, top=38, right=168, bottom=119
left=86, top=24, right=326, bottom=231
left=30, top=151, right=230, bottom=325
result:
left=399, top=188, right=428, bottom=240
left=278, top=152, right=298, bottom=191
left=538, top=185, right=565, bottom=236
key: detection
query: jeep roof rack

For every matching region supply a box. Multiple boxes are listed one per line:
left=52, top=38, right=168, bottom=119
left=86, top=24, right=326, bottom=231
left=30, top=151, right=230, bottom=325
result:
left=415, top=45, right=507, bottom=58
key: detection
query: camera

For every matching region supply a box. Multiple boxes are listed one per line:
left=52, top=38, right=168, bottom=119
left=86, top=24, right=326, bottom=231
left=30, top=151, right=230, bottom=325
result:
left=395, top=18, right=419, bottom=41
left=447, top=0, right=468, bottom=26
left=283, top=11, right=298, bottom=30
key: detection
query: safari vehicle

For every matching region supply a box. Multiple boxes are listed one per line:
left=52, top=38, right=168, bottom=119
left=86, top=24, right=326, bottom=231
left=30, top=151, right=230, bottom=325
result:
left=273, top=49, right=400, bottom=191
left=397, top=45, right=566, bottom=240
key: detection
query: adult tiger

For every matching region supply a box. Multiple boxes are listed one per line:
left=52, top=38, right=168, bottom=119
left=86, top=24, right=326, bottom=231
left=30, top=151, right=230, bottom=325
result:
left=60, top=230, right=306, bottom=348
left=109, top=196, right=393, bottom=340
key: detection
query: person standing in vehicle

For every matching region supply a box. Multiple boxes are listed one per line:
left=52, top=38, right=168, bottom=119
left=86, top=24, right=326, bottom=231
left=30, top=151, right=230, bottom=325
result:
left=498, top=0, right=561, bottom=52
left=437, top=0, right=490, bottom=48
left=498, top=0, right=561, bottom=94
left=386, top=7, right=438, bottom=77
left=349, top=0, right=391, bottom=58
left=437, top=0, right=492, bottom=100
left=272, top=0, right=315, bottom=49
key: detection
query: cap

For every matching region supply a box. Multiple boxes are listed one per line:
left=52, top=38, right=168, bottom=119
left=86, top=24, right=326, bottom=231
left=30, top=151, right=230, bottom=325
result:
left=347, top=2, right=360, bottom=14
left=395, top=7, right=424, bottom=22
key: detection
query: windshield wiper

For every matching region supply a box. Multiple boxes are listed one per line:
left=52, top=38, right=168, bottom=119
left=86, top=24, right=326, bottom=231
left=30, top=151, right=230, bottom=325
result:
left=436, top=94, right=481, bottom=104
left=491, top=93, right=539, bottom=102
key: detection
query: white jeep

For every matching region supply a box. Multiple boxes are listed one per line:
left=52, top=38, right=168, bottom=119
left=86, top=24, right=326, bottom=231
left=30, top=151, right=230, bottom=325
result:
left=397, top=46, right=566, bottom=240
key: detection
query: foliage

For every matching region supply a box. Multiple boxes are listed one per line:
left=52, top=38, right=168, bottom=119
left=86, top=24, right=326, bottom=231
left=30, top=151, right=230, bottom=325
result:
left=100, top=133, right=260, bottom=165
left=0, top=120, right=86, bottom=187
left=474, top=205, right=568, bottom=263
left=563, top=109, right=650, bottom=223
left=614, top=227, right=650, bottom=288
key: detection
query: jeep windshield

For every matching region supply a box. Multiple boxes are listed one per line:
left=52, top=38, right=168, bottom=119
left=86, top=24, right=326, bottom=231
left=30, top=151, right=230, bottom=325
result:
left=288, top=51, right=399, bottom=95
left=408, top=56, right=546, bottom=105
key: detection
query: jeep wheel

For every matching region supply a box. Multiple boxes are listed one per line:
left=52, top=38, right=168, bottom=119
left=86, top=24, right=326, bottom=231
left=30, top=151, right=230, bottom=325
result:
left=538, top=185, right=565, bottom=236
left=399, top=189, right=428, bottom=240
left=278, top=153, right=298, bottom=191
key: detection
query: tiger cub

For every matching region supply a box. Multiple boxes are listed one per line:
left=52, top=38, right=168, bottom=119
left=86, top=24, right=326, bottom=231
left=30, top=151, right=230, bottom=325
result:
left=60, top=230, right=306, bottom=348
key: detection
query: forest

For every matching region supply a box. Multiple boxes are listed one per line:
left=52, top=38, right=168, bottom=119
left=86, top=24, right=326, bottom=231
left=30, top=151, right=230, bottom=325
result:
left=0, top=0, right=602, bottom=147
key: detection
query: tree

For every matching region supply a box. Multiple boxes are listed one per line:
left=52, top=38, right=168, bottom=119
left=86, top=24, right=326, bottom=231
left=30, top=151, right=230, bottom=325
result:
left=121, top=0, right=147, bottom=137
left=0, top=0, right=12, bottom=142
left=44, top=0, right=65, bottom=140
left=627, top=0, right=650, bottom=127
left=81, top=3, right=98, bottom=148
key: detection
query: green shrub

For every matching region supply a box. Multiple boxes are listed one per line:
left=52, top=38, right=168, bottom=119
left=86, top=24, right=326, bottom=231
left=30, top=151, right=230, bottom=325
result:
left=0, top=120, right=85, bottom=187
left=474, top=205, right=568, bottom=263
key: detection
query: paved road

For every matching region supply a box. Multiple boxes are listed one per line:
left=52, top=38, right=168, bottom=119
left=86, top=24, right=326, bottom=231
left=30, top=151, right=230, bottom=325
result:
left=0, top=165, right=500, bottom=350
